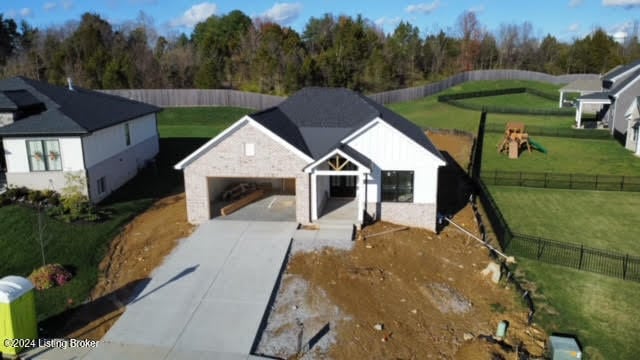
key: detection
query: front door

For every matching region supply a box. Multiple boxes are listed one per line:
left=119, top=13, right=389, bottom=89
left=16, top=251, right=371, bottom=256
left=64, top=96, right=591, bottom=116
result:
left=330, top=176, right=356, bottom=197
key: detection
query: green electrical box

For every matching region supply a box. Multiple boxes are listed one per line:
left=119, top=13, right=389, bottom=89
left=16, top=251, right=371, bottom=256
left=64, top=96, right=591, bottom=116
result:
left=548, top=335, right=582, bottom=360
left=0, top=275, right=38, bottom=356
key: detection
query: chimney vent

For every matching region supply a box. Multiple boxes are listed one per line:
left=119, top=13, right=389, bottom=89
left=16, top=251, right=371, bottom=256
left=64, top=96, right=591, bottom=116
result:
left=67, top=77, right=74, bottom=91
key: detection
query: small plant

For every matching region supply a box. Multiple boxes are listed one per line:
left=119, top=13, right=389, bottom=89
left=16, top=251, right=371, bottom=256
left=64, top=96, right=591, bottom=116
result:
left=28, top=190, right=46, bottom=204
left=490, top=302, right=507, bottom=313
left=28, top=264, right=73, bottom=291
left=5, top=186, right=29, bottom=201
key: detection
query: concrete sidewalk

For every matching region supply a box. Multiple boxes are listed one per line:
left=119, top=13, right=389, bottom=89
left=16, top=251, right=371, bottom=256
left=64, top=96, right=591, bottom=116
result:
left=22, top=220, right=297, bottom=360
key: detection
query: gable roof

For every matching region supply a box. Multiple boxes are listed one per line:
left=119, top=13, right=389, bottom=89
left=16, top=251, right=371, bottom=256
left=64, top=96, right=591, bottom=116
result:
left=0, top=76, right=160, bottom=137
left=251, top=87, right=444, bottom=162
left=603, top=59, right=640, bottom=83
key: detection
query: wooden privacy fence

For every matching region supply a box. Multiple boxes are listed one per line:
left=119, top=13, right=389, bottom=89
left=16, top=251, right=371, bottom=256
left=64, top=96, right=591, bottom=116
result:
left=99, top=89, right=285, bottom=110
left=100, top=70, right=599, bottom=108
left=482, top=170, right=640, bottom=192
left=509, top=233, right=640, bottom=282
left=368, top=70, right=599, bottom=104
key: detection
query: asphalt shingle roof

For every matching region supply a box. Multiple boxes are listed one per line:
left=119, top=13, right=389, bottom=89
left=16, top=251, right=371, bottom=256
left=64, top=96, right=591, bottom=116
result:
left=603, top=59, right=640, bottom=82
left=251, top=87, right=444, bottom=162
left=0, top=77, right=160, bottom=136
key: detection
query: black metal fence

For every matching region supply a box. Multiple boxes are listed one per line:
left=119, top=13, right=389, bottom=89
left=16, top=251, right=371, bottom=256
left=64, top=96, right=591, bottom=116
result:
left=484, top=122, right=612, bottom=139
left=482, top=170, right=640, bottom=192
left=471, top=111, right=640, bottom=282
left=510, top=233, right=640, bottom=282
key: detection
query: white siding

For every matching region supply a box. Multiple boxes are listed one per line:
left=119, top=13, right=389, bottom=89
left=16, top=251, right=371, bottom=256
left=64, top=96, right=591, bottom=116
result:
left=345, top=119, right=443, bottom=204
left=2, top=137, right=83, bottom=173
left=82, top=113, right=157, bottom=168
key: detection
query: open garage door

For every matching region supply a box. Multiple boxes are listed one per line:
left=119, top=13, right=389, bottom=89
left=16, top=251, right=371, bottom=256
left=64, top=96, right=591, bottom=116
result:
left=206, top=177, right=296, bottom=221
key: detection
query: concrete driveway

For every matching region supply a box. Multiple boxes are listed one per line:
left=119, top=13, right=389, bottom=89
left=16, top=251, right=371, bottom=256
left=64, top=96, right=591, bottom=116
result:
left=59, top=219, right=296, bottom=359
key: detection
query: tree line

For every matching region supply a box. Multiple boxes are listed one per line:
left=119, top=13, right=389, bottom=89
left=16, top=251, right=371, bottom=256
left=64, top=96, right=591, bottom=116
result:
left=1, top=10, right=639, bottom=94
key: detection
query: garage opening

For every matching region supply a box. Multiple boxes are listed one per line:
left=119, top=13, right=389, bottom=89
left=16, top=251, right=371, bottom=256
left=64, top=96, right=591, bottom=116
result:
left=206, top=177, right=296, bottom=221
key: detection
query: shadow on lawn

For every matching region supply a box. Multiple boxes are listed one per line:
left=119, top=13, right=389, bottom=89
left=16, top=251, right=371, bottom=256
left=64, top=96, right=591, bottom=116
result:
left=101, top=138, right=208, bottom=205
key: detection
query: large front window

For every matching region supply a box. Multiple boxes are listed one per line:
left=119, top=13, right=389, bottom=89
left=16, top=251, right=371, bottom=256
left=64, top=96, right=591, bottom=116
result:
left=27, top=139, right=62, bottom=171
left=381, top=170, right=414, bottom=202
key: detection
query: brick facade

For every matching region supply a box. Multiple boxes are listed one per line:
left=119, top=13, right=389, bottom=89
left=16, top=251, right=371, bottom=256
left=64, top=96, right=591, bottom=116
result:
left=183, top=121, right=310, bottom=224
left=366, top=202, right=437, bottom=232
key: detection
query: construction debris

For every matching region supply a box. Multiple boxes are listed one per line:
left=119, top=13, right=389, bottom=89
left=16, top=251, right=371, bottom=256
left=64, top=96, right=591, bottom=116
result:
left=363, top=226, right=409, bottom=240
left=481, top=262, right=502, bottom=284
left=221, top=189, right=265, bottom=216
left=373, top=323, right=384, bottom=331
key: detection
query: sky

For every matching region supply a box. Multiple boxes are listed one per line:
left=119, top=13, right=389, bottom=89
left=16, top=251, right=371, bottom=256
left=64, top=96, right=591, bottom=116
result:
left=2, top=0, right=639, bottom=42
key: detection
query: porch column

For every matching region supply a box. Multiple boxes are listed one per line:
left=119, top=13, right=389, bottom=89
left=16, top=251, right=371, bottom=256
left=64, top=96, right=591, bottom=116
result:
left=559, top=91, right=563, bottom=108
left=310, top=172, right=318, bottom=221
left=575, top=101, right=583, bottom=128
left=357, top=172, right=366, bottom=224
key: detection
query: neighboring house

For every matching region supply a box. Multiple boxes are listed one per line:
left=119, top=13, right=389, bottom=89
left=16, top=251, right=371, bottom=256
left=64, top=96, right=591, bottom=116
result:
left=570, top=59, right=640, bottom=150
left=0, top=77, right=161, bottom=202
left=626, top=97, right=640, bottom=156
left=175, top=87, right=446, bottom=231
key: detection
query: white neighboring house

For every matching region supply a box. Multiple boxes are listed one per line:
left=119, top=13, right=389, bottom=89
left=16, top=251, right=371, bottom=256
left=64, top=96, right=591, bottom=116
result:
left=0, top=77, right=160, bottom=202
left=626, top=97, right=640, bottom=156
left=175, top=87, right=446, bottom=231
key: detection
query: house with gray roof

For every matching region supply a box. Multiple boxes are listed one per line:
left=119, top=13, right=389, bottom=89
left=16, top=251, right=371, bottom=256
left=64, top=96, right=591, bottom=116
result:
left=0, top=76, right=161, bottom=202
left=626, top=97, right=640, bottom=156
left=175, top=87, right=446, bottom=231
left=571, top=59, right=640, bottom=150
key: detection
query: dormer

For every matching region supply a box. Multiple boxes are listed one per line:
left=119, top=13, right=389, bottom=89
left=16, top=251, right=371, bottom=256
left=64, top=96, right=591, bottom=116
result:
left=0, top=90, right=46, bottom=127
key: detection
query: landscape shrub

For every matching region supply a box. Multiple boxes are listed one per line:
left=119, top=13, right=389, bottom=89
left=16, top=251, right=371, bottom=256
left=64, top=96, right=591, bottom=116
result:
left=28, top=264, right=73, bottom=290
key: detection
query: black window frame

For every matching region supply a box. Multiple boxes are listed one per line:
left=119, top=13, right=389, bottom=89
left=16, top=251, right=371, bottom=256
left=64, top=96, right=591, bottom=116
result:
left=381, top=170, right=414, bottom=203
left=124, top=123, right=131, bottom=146
left=97, top=176, right=106, bottom=194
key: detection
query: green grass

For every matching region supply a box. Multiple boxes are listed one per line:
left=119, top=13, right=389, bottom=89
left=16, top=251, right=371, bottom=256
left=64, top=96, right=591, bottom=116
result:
left=458, top=92, right=559, bottom=110
left=158, top=106, right=251, bottom=138
left=439, top=79, right=562, bottom=95
left=481, top=134, right=640, bottom=175
left=490, top=186, right=640, bottom=255
left=516, top=259, right=640, bottom=360
left=0, top=200, right=151, bottom=320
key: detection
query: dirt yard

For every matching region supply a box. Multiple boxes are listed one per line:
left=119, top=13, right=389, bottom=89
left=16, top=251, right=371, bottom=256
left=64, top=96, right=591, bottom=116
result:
left=56, top=194, right=194, bottom=339
left=55, top=131, right=545, bottom=358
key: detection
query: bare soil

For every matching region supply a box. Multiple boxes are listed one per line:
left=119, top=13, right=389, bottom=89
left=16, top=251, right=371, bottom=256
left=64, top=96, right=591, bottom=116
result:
left=58, top=194, right=194, bottom=339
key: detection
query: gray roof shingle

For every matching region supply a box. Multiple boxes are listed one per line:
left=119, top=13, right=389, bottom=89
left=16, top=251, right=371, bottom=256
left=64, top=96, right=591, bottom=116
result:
left=251, top=87, right=444, bottom=162
left=0, top=77, right=160, bottom=137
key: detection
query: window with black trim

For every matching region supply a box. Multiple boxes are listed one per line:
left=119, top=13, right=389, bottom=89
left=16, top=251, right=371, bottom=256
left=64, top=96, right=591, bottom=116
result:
left=97, top=177, right=106, bottom=194
left=381, top=170, right=414, bottom=202
left=27, top=139, right=62, bottom=171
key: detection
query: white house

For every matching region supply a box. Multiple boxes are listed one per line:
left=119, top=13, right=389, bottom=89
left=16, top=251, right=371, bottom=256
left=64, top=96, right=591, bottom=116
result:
left=0, top=77, right=160, bottom=202
left=626, top=97, right=640, bottom=156
left=174, top=87, right=446, bottom=231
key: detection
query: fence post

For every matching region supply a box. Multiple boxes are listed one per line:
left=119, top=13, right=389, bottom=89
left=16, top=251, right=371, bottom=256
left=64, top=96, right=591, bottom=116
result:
left=579, top=245, right=584, bottom=269
left=569, top=174, right=573, bottom=189
left=623, top=254, right=629, bottom=280
left=537, top=237, right=542, bottom=259
left=595, top=175, right=598, bottom=190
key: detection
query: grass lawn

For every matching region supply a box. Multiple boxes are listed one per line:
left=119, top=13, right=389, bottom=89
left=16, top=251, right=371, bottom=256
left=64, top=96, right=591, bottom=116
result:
left=517, top=258, right=640, bottom=360
left=489, top=186, right=640, bottom=255
left=0, top=200, right=151, bottom=320
left=458, top=92, right=559, bottom=110
left=481, top=133, right=640, bottom=176
left=158, top=106, right=251, bottom=138
left=438, top=79, right=562, bottom=95
left=0, top=106, right=250, bottom=322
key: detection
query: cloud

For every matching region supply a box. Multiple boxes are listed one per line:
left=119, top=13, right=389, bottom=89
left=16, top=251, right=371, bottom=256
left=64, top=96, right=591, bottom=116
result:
left=602, top=0, right=640, bottom=8
left=170, top=2, right=218, bottom=28
left=405, top=1, right=441, bottom=14
left=261, top=2, right=302, bottom=25
left=468, top=5, right=485, bottom=13
left=43, top=2, right=57, bottom=11
left=375, top=16, right=402, bottom=28
left=568, top=23, right=580, bottom=32
left=608, top=20, right=633, bottom=41
left=19, top=8, right=34, bottom=17
left=569, top=0, right=583, bottom=7
left=62, top=0, right=74, bottom=10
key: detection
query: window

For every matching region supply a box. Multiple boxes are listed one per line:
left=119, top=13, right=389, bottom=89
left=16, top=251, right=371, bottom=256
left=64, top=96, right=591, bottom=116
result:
left=381, top=171, right=414, bottom=202
left=27, top=140, right=62, bottom=171
left=244, top=143, right=255, bottom=156
left=125, top=123, right=131, bottom=146
left=97, top=177, right=106, bottom=194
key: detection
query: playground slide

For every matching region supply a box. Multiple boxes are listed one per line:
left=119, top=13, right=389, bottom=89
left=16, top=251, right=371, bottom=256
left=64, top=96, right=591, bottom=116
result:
left=528, top=138, right=548, bottom=154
